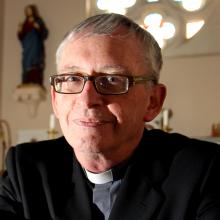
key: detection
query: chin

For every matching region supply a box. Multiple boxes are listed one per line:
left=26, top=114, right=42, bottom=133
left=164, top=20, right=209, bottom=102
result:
left=72, top=141, right=109, bottom=154
left=66, top=133, right=106, bottom=147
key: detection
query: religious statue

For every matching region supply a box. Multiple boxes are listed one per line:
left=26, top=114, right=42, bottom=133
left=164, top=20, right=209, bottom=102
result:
left=17, top=4, right=48, bottom=86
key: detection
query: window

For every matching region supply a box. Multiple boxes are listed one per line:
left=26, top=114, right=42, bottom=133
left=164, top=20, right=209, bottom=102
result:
left=88, top=0, right=214, bottom=50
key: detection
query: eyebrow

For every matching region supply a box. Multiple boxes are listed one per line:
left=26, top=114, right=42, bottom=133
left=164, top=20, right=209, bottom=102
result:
left=59, top=65, right=131, bottom=74
left=98, top=65, right=127, bottom=72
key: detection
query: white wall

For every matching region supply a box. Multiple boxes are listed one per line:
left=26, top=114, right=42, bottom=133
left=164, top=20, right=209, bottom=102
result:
left=1, top=0, right=220, bottom=148
left=161, top=55, right=220, bottom=137
left=0, top=0, right=4, bottom=116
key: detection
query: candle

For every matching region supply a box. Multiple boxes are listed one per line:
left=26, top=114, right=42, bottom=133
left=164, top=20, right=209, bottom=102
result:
left=163, top=109, right=169, bottom=128
left=49, top=113, right=56, bottom=130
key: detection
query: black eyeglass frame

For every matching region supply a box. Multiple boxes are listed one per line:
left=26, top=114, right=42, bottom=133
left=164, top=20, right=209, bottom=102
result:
left=49, top=73, right=158, bottom=95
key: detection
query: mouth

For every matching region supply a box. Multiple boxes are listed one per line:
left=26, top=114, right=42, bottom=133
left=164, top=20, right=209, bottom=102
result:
left=73, top=119, right=111, bottom=127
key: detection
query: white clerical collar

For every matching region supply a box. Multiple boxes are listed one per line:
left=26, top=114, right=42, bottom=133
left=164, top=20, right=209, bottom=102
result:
left=84, top=169, right=113, bottom=184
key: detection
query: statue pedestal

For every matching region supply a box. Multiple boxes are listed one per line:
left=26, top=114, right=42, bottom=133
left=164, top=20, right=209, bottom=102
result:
left=14, top=84, right=47, bottom=118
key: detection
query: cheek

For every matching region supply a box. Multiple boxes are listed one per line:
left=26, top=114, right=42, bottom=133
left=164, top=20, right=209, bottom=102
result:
left=107, top=93, right=147, bottom=124
left=129, top=90, right=150, bottom=122
left=54, top=95, right=74, bottom=119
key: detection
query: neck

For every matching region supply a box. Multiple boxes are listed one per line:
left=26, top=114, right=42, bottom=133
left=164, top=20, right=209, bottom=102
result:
left=74, top=151, right=118, bottom=173
left=74, top=141, right=139, bottom=173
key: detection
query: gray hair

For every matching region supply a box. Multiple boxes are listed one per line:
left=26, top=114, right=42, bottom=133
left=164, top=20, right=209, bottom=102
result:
left=56, top=13, right=162, bottom=82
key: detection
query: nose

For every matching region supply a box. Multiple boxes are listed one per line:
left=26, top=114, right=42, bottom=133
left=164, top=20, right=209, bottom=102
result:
left=77, top=80, right=104, bottom=107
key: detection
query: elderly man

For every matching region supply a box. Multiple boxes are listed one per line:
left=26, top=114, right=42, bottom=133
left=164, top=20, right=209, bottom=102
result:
left=1, top=13, right=220, bottom=220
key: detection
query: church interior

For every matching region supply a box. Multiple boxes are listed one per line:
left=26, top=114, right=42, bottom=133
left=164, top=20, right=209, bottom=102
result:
left=0, top=0, right=220, bottom=172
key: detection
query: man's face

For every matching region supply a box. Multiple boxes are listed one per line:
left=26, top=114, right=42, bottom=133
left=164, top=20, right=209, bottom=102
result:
left=51, top=33, right=165, bottom=160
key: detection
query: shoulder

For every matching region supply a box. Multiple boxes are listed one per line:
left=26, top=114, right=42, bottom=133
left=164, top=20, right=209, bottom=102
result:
left=139, top=129, right=220, bottom=169
left=6, top=136, right=73, bottom=169
left=11, top=136, right=70, bottom=153
left=1, top=137, right=74, bottom=206
left=134, top=129, right=220, bottom=183
left=142, top=129, right=220, bottom=154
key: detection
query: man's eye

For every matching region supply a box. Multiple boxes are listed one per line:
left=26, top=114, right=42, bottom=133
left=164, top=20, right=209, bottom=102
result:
left=108, top=76, right=116, bottom=82
left=66, top=76, right=81, bottom=82
left=106, top=76, right=123, bottom=84
left=55, top=77, right=64, bottom=84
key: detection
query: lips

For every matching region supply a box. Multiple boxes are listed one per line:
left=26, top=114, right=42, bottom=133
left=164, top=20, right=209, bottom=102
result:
left=73, top=118, right=112, bottom=127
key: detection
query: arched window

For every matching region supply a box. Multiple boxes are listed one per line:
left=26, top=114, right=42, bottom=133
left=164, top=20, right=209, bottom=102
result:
left=88, top=0, right=214, bottom=50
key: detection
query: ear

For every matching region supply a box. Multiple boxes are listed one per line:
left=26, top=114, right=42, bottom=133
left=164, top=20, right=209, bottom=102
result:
left=143, top=84, right=167, bottom=122
left=50, top=86, right=60, bottom=118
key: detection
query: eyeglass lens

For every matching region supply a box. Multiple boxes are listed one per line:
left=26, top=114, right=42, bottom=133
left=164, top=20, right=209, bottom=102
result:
left=53, top=75, right=129, bottom=94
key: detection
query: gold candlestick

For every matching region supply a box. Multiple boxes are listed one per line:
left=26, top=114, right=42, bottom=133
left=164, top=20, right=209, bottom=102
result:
left=162, top=125, right=172, bottom=133
left=47, top=129, right=58, bottom=139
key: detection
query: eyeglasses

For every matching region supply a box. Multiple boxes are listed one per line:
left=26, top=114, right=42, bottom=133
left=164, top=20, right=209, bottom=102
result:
left=50, top=73, right=157, bottom=95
